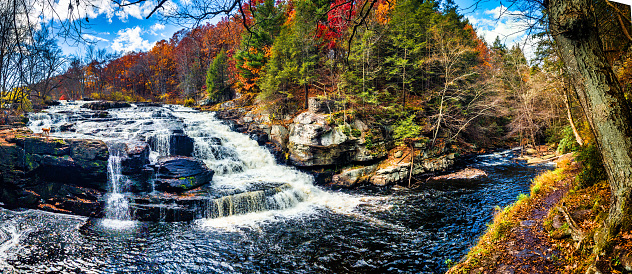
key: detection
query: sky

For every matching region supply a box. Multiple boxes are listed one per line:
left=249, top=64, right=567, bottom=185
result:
left=50, top=0, right=555, bottom=59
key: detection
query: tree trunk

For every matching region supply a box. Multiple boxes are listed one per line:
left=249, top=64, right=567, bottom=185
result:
left=304, top=83, right=309, bottom=110
left=549, top=0, right=632, bottom=249
left=562, top=83, right=584, bottom=146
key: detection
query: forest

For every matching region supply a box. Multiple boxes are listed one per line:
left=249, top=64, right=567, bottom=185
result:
left=1, top=0, right=632, bottom=272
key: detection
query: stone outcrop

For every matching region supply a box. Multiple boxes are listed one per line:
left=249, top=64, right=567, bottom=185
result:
left=214, top=96, right=457, bottom=187
left=0, top=128, right=109, bottom=216
left=287, top=112, right=388, bottom=167
left=369, top=154, right=455, bottom=186
left=152, top=156, right=214, bottom=192
left=332, top=165, right=379, bottom=187
left=81, top=101, right=131, bottom=110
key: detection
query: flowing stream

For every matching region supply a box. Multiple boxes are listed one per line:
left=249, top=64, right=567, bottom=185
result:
left=0, top=102, right=552, bottom=273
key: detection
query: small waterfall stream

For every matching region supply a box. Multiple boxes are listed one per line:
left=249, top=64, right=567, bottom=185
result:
left=103, top=149, right=132, bottom=224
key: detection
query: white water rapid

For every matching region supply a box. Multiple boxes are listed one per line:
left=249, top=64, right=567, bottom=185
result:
left=26, top=101, right=362, bottom=225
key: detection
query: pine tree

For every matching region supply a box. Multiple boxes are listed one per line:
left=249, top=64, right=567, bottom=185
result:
left=206, top=50, right=231, bottom=103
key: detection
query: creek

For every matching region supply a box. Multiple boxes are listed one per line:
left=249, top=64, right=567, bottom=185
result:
left=0, top=102, right=551, bottom=273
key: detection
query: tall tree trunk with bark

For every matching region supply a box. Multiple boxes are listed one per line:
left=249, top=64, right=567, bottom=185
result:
left=549, top=0, right=632, bottom=249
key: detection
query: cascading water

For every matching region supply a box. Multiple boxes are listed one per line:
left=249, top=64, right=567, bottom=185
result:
left=103, top=147, right=132, bottom=223
left=24, top=101, right=324, bottom=222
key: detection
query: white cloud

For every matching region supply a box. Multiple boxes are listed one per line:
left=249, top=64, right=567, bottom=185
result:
left=83, top=34, right=109, bottom=42
left=111, top=26, right=155, bottom=53
left=466, top=5, right=538, bottom=60
left=150, top=23, right=166, bottom=35
left=33, top=0, right=116, bottom=24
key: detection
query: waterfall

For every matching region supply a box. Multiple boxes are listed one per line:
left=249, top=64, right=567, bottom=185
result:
left=26, top=101, right=365, bottom=224
left=103, top=146, right=133, bottom=227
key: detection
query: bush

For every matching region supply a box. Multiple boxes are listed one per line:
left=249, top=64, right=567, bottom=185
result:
left=184, top=98, right=196, bottom=107
left=576, top=144, right=607, bottom=189
left=557, top=125, right=580, bottom=154
left=393, top=114, right=422, bottom=144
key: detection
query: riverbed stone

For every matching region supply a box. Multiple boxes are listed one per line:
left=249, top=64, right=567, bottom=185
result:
left=153, top=156, right=214, bottom=192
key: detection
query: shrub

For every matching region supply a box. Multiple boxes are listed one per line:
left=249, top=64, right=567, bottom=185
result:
left=393, top=114, right=422, bottom=144
left=184, top=98, right=196, bottom=107
left=576, top=144, right=607, bottom=189
left=557, top=125, right=580, bottom=154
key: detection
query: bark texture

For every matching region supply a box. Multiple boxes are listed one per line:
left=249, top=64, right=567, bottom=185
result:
left=549, top=0, right=632, bottom=248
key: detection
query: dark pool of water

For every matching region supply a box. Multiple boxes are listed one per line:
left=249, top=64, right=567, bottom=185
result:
left=0, top=149, right=552, bottom=274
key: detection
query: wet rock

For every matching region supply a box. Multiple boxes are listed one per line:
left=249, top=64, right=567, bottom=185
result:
left=135, top=102, right=162, bottom=107
left=82, top=101, right=131, bottom=110
left=369, top=156, right=454, bottom=186
left=153, top=156, right=214, bottom=192
left=44, top=100, right=61, bottom=106
left=147, top=132, right=194, bottom=156
left=151, top=110, right=175, bottom=118
left=428, top=167, right=487, bottom=182
left=0, top=133, right=109, bottom=216
left=120, top=141, right=150, bottom=175
left=59, top=123, right=75, bottom=132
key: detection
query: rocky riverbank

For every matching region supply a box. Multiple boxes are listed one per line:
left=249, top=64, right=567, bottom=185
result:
left=0, top=127, right=109, bottom=216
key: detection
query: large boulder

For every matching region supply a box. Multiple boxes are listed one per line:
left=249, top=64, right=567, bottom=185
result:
left=332, top=165, right=378, bottom=187
left=287, top=112, right=352, bottom=166
left=6, top=137, right=110, bottom=190
left=82, top=101, right=131, bottom=110
left=153, top=156, right=214, bottom=192
left=286, top=112, right=388, bottom=167
left=369, top=155, right=454, bottom=186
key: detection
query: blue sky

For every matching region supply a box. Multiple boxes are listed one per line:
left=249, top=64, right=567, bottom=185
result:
left=54, top=0, right=535, bottom=58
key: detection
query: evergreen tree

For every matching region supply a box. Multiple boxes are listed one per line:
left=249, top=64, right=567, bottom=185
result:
left=206, top=50, right=231, bottom=103
left=234, top=0, right=285, bottom=93
left=260, top=0, right=326, bottom=108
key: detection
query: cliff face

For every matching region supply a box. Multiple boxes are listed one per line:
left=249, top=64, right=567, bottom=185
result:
left=0, top=128, right=109, bottom=216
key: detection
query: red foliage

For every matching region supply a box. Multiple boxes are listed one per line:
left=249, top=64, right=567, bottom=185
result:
left=317, top=0, right=356, bottom=49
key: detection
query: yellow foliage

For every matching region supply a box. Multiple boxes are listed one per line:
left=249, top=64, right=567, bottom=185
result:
left=1, top=87, right=32, bottom=113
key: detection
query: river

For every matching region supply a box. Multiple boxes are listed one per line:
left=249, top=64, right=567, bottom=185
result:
left=0, top=102, right=551, bottom=273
